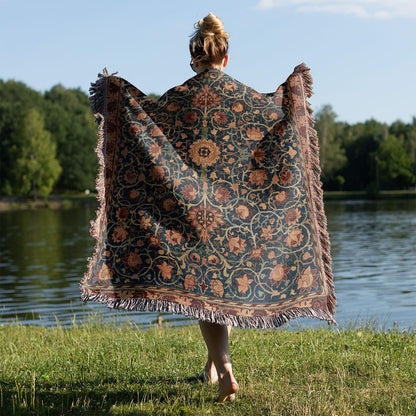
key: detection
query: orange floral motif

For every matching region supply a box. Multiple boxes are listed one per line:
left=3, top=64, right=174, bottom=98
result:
left=94, top=264, right=113, bottom=284
left=224, top=81, right=237, bottom=92
left=149, top=235, right=161, bottom=247
left=268, top=111, right=280, bottom=120
left=297, top=266, right=318, bottom=293
left=270, top=264, right=288, bottom=286
left=158, top=261, right=174, bottom=281
left=275, top=123, right=286, bottom=136
left=150, top=126, right=163, bottom=137
left=215, top=187, right=230, bottom=203
left=184, top=111, right=197, bottom=123
left=275, top=191, right=289, bottom=206
left=136, top=110, right=147, bottom=120
left=139, top=215, right=151, bottom=230
left=214, top=112, right=227, bottom=124
left=235, top=204, right=250, bottom=219
left=285, top=229, right=304, bottom=248
left=148, top=143, right=162, bottom=159
left=166, top=102, right=180, bottom=112
left=128, top=189, right=140, bottom=202
left=190, top=252, right=201, bottom=263
left=162, top=198, right=176, bottom=211
left=189, top=139, right=220, bottom=167
left=249, top=169, right=268, bottom=186
left=227, top=236, right=246, bottom=255
left=288, top=146, right=297, bottom=159
left=149, top=165, right=165, bottom=181
left=112, top=226, right=128, bottom=242
left=192, top=85, right=222, bottom=108
left=116, top=207, right=129, bottom=222
left=251, top=148, right=266, bottom=163
left=182, top=184, right=197, bottom=201
left=261, top=225, right=274, bottom=240
left=285, top=208, right=301, bottom=225
left=187, top=205, right=225, bottom=243
left=210, top=279, right=224, bottom=297
left=184, top=274, right=197, bottom=291
left=124, top=169, right=138, bottom=184
left=129, top=125, right=142, bottom=136
left=246, top=127, right=263, bottom=141
left=232, top=102, right=244, bottom=113
left=235, top=274, right=253, bottom=295
left=165, top=229, right=183, bottom=245
left=129, top=98, right=140, bottom=107
left=251, top=91, right=264, bottom=100
left=208, top=255, right=220, bottom=265
left=279, top=169, right=293, bottom=185
left=250, top=246, right=263, bottom=260
left=122, top=252, right=142, bottom=270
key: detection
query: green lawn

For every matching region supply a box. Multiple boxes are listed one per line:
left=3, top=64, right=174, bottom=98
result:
left=0, top=321, right=415, bottom=415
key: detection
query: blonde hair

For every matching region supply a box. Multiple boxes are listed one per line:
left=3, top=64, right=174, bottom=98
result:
left=189, top=13, right=229, bottom=66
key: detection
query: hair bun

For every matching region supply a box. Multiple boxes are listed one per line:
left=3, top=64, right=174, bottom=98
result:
left=189, top=13, right=229, bottom=65
left=197, top=12, right=226, bottom=37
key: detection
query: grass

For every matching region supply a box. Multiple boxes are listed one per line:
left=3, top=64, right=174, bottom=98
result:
left=0, top=320, right=415, bottom=416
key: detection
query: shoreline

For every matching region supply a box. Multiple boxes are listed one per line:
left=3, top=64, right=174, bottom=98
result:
left=0, top=194, right=97, bottom=211
left=0, top=190, right=415, bottom=211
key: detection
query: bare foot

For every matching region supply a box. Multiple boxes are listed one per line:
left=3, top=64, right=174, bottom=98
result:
left=215, top=372, right=239, bottom=403
left=200, top=358, right=218, bottom=384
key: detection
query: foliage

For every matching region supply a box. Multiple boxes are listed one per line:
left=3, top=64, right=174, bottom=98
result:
left=0, top=80, right=45, bottom=195
left=314, top=105, right=347, bottom=184
left=376, top=135, right=415, bottom=189
left=10, top=108, right=61, bottom=197
left=0, top=323, right=414, bottom=415
left=314, top=105, right=416, bottom=191
left=44, top=85, right=97, bottom=191
left=0, top=80, right=96, bottom=196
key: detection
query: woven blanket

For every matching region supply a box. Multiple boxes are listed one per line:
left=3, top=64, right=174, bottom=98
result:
left=80, top=64, right=336, bottom=328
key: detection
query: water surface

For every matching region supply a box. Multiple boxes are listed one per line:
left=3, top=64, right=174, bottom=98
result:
left=0, top=199, right=415, bottom=330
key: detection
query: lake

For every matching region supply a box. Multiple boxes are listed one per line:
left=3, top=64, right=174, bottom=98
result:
left=0, top=198, right=415, bottom=330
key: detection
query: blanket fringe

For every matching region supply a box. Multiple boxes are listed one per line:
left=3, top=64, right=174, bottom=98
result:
left=80, top=291, right=337, bottom=329
left=84, top=71, right=110, bottom=284
left=295, top=63, right=337, bottom=315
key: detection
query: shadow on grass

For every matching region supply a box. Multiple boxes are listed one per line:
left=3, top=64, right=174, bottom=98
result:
left=1, top=374, right=209, bottom=416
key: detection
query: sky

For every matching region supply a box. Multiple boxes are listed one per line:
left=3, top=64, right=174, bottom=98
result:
left=1, top=0, right=415, bottom=125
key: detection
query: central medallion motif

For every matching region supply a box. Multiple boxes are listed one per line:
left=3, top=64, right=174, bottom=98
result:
left=189, top=139, right=220, bottom=167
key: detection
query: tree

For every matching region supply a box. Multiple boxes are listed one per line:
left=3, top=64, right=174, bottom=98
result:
left=0, top=80, right=45, bottom=194
left=11, top=108, right=61, bottom=197
left=376, top=135, right=415, bottom=189
left=314, top=105, right=347, bottom=188
left=389, top=118, right=416, bottom=181
left=341, top=119, right=388, bottom=191
left=44, top=85, right=97, bottom=191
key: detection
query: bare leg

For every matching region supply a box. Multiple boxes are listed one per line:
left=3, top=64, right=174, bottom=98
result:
left=199, top=321, right=239, bottom=402
left=201, top=354, right=218, bottom=384
left=201, top=326, right=232, bottom=384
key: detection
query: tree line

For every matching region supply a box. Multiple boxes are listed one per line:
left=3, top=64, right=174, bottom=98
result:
left=315, top=105, right=415, bottom=191
left=0, top=80, right=415, bottom=197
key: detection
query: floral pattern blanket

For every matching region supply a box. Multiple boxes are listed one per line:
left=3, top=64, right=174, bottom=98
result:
left=80, top=64, right=336, bottom=328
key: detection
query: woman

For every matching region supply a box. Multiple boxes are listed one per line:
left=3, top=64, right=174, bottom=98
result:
left=81, top=13, right=336, bottom=403
left=189, top=13, right=238, bottom=403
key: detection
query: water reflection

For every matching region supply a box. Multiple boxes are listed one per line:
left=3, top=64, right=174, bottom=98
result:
left=324, top=199, right=416, bottom=329
left=0, top=199, right=415, bottom=329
